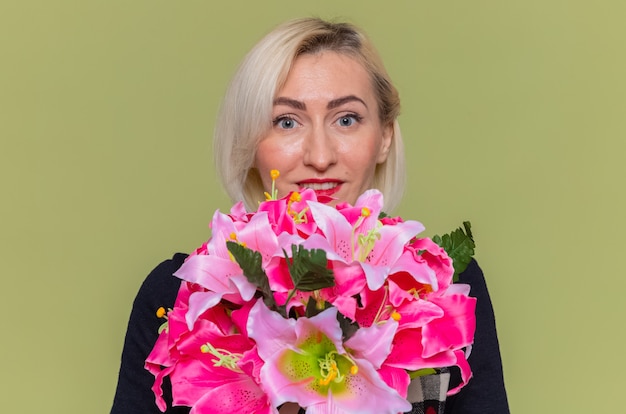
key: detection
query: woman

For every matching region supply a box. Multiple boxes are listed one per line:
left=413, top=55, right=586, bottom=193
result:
left=111, top=18, right=509, bottom=413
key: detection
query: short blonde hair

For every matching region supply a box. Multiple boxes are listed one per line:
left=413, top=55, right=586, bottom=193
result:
left=214, top=18, right=405, bottom=211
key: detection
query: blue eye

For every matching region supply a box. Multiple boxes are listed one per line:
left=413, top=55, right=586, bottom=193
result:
left=274, top=117, right=298, bottom=129
left=337, top=115, right=360, bottom=127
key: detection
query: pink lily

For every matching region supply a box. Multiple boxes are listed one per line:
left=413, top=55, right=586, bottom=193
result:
left=147, top=292, right=276, bottom=414
left=174, top=209, right=280, bottom=328
left=306, top=190, right=425, bottom=290
left=257, top=189, right=319, bottom=237
left=382, top=279, right=476, bottom=394
left=247, top=301, right=411, bottom=414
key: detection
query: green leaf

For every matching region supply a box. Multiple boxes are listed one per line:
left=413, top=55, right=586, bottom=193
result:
left=284, top=245, right=335, bottom=291
left=226, top=241, right=276, bottom=309
left=336, top=311, right=359, bottom=341
left=433, top=221, right=475, bottom=282
left=304, top=296, right=326, bottom=318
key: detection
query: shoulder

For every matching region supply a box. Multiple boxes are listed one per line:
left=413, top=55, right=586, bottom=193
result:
left=125, top=253, right=190, bottom=350
left=133, top=253, right=189, bottom=310
left=111, top=253, right=190, bottom=414
left=456, top=259, right=491, bottom=301
left=445, top=259, right=510, bottom=413
left=457, top=259, right=484, bottom=284
left=455, top=258, right=496, bottom=328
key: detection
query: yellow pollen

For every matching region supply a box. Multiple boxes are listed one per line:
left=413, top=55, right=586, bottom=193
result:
left=229, top=232, right=237, bottom=240
left=200, top=342, right=244, bottom=373
left=319, top=369, right=337, bottom=386
left=270, top=169, right=280, bottom=180
left=408, top=285, right=433, bottom=298
left=318, top=353, right=344, bottom=386
left=361, top=207, right=371, bottom=217
left=319, top=360, right=338, bottom=386
left=350, top=365, right=359, bottom=375
left=391, top=311, right=401, bottom=321
left=264, top=191, right=272, bottom=201
left=156, top=307, right=166, bottom=318
left=289, top=191, right=301, bottom=202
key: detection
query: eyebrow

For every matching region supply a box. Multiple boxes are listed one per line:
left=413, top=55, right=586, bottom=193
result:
left=327, top=95, right=368, bottom=110
left=273, top=95, right=368, bottom=111
left=273, top=97, right=306, bottom=110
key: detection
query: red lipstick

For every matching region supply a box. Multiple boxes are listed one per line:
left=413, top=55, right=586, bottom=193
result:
left=298, top=179, right=343, bottom=198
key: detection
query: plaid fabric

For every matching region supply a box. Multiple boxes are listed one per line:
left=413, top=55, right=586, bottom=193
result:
left=406, top=369, right=450, bottom=414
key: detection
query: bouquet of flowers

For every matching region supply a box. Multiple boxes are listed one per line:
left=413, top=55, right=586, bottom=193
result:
left=146, top=172, right=477, bottom=414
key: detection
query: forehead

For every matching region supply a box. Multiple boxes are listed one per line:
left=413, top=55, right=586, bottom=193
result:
left=277, top=51, right=375, bottom=101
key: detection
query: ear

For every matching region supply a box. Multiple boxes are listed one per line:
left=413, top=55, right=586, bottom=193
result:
left=376, top=122, right=394, bottom=163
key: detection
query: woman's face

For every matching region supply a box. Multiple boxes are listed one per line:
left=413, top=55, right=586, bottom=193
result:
left=254, top=51, right=393, bottom=206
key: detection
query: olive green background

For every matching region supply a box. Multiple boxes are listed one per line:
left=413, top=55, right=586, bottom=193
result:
left=2, top=1, right=625, bottom=412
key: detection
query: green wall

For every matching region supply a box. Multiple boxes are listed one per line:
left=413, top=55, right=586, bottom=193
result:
left=2, top=1, right=625, bottom=412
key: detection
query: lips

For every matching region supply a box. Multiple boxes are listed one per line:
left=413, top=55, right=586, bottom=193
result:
left=298, top=179, right=343, bottom=197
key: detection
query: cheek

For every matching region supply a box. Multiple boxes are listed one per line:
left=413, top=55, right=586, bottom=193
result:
left=255, top=139, right=301, bottom=187
left=256, top=139, right=280, bottom=167
left=342, top=139, right=381, bottom=172
left=254, top=146, right=272, bottom=171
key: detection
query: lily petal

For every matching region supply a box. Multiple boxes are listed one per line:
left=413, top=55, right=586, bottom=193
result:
left=344, top=319, right=397, bottom=369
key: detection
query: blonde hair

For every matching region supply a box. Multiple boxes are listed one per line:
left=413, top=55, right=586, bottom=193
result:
left=214, top=17, right=405, bottom=211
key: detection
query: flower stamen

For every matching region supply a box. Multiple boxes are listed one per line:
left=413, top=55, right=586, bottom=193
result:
left=373, top=286, right=393, bottom=325
left=287, top=192, right=309, bottom=224
left=156, top=307, right=167, bottom=319
left=266, top=169, right=280, bottom=200
left=357, top=226, right=381, bottom=262
left=201, top=342, right=244, bottom=373
left=318, top=351, right=358, bottom=386
left=350, top=209, right=380, bottom=262
left=156, top=307, right=171, bottom=333
left=408, top=285, right=433, bottom=299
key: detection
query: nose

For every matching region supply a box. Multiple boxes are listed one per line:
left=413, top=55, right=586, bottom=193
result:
left=302, top=125, right=337, bottom=171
